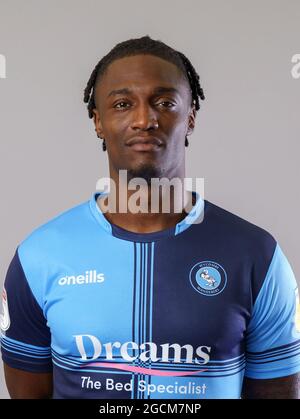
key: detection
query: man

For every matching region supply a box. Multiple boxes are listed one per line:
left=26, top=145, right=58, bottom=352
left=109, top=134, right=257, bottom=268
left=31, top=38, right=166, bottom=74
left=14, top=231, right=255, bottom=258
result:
left=1, top=36, right=300, bottom=399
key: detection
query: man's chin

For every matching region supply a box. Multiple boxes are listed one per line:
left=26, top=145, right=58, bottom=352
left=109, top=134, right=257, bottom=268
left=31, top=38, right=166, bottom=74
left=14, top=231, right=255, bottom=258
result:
left=127, top=165, right=161, bottom=186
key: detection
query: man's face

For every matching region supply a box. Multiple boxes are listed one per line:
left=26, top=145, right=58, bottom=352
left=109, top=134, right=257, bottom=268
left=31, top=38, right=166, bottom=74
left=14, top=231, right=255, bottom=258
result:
left=93, top=54, right=196, bottom=182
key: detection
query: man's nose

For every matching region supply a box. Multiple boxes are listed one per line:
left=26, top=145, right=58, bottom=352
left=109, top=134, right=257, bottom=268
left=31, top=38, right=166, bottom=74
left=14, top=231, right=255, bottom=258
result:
left=131, top=103, right=158, bottom=131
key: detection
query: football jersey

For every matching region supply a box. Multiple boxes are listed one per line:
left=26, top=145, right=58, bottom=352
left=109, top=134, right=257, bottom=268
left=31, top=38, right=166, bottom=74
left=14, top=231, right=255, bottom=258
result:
left=1, top=191, right=300, bottom=399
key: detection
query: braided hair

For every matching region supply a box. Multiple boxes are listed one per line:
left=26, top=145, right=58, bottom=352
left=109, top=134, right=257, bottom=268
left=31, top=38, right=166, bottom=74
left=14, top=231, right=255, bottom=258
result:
left=83, top=35, right=205, bottom=119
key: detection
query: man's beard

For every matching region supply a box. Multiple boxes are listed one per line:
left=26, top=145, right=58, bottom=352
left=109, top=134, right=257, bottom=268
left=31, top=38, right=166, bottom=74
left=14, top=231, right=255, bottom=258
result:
left=127, top=164, right=163, bottom=186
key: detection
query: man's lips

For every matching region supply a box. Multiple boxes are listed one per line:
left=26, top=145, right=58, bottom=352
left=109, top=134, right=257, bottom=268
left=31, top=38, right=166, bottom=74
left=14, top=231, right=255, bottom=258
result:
left=125, top=137, right=163, bottom=152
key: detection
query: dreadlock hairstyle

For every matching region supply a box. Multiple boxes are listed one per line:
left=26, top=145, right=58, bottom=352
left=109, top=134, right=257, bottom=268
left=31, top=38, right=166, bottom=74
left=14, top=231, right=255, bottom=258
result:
left=83, top=35, right=205, bottom=149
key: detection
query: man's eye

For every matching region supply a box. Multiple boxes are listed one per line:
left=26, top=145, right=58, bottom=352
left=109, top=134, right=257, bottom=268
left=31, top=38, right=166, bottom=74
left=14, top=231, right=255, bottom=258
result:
left=114, top=102, right=130, bottom=109
left=158, top=101, right=175, bottom=108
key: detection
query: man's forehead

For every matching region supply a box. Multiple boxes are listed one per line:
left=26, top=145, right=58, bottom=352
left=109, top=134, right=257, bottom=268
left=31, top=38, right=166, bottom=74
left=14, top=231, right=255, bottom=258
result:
left=96, top=55, right=188, bottom=96
left=106, top=85, right=183, bottom=99
left=106, top=54, right=181, bottom=73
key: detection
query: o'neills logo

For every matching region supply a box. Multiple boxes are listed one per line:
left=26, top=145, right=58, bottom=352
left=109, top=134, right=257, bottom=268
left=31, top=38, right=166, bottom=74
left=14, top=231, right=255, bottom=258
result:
left=58, top=270, right=105, bottom=286
left=74, top=335, right=211, bottom=376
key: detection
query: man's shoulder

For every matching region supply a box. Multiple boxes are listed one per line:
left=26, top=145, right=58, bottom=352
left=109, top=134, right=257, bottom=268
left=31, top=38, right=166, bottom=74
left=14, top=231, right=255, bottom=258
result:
left=18, top=198, right=91, bottom=253
left=204, top=199, right=277, bottom=252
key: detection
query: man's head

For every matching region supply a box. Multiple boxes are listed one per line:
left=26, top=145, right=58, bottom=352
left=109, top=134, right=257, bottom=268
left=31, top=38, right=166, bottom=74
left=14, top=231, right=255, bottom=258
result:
left=84, top=35, right=205, bottom=184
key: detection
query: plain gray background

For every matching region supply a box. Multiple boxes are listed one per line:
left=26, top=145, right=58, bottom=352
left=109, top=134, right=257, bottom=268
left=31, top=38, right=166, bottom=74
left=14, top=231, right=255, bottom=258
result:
left=0, top=0, right=299, bottom=398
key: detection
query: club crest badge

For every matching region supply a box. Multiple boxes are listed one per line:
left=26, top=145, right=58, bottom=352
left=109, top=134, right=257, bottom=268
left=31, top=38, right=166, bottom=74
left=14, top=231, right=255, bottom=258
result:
left=190, top=261, right=227, bottom=296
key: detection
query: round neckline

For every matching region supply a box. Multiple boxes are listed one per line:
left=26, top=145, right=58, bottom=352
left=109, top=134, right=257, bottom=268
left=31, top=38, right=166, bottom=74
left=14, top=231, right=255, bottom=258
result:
left=89, top=190, right=205, bottom=242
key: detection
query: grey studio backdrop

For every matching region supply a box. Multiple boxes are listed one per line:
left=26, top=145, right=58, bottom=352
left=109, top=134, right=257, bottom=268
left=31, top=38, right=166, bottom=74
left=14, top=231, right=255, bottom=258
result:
left=0, top=0, right=299, bottom=398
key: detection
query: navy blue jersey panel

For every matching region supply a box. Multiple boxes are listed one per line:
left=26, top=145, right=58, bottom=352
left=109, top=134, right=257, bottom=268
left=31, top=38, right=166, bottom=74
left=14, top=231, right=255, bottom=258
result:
left=203, top=201, right=277, bottom=304
left=4, top=249, right=51, bottom=347
left=152, top=200, right=277, bottom=361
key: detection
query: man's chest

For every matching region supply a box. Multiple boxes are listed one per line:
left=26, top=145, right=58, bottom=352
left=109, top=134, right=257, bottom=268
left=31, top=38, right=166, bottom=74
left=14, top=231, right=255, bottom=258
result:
left=44, top=240, right=251, bottom=363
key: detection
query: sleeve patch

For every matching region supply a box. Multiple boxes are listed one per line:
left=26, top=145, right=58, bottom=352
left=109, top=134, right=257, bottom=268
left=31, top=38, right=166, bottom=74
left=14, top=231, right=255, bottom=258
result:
left=0, top=288, right=10, bottom=333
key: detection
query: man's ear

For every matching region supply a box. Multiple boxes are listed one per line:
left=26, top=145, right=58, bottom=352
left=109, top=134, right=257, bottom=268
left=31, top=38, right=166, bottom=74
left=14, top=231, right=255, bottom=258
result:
left=92, top=108, right=104, bottom=137
left=187, top=105, right=197, bottom=136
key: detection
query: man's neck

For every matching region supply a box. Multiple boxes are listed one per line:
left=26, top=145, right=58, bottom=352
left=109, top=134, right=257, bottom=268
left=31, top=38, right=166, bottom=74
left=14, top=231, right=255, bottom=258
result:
left=97, top=188, right=196, bottom=234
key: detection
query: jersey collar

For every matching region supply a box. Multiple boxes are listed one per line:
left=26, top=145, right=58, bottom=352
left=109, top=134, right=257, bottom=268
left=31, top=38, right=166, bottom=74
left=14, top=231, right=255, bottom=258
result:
left=89, top=190, right=205, bottom=242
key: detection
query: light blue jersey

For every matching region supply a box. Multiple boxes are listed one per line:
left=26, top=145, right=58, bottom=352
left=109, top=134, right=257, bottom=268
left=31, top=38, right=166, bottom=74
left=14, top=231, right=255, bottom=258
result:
left=1, top=191, right=300, bottom=398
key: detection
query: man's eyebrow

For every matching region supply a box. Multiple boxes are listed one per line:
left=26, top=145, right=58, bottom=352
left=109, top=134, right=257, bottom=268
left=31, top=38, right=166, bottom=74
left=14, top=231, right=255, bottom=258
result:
left=107, top=86, right=180, bottom=98
left=107, top=88, right=132, bottom=98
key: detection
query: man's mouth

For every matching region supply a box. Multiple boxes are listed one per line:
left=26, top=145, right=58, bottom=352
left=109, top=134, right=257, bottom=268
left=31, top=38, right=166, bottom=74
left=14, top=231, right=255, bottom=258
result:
left=125, top=137, right=163, bottom=152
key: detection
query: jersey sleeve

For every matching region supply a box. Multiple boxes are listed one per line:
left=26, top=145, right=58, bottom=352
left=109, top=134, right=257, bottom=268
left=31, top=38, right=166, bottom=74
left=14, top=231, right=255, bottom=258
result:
left=245, top=243, right=300, bottom=379
left=0, top=248, right=52, bottom=372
